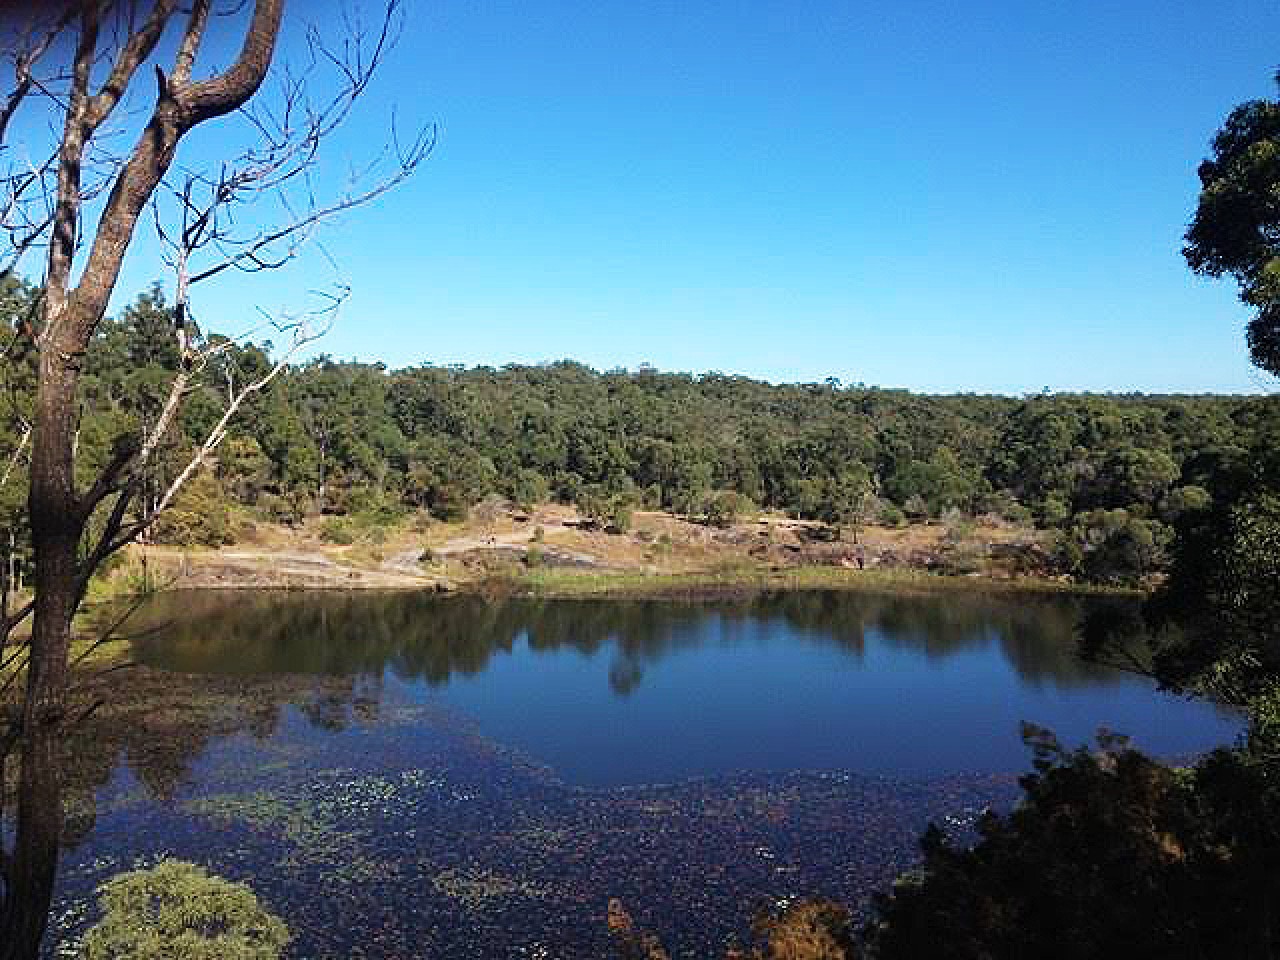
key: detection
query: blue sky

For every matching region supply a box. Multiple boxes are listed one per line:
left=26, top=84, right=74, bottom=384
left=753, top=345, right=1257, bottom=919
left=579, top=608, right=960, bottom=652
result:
left=113, top=0, right=1280, bottom=393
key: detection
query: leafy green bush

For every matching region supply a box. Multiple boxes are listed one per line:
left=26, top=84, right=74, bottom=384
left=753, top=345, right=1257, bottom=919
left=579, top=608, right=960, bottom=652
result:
left=508, top=468, right=550, bottom=510
left=319, top=516, right=355, bottom=545
left=608, top=502, right=634, bottom=534
left=877, top=503, right=906, bottom=528
left=1058, top=508, right=1168, bottom=585
left=867, top=728, right=1280, bottom=960
left=84, top=859, right=289, bottom=960
left=151, top=472, right=235, bottom=547
left=702, top=490, right=753, bottom=528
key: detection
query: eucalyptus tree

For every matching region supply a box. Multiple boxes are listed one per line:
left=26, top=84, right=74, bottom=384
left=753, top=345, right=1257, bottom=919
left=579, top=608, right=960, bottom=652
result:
left=1185, top=73, right=1280, bottom=379
left=0, top=2, right=428, bottom=954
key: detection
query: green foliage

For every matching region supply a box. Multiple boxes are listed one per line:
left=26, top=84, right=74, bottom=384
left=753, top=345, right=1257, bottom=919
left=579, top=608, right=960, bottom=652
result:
left=1184, top=82, right=1280, bottom=375
left=151, top=472, right=236, bottom=548
left=1057, top=508, right=1167, bottom=586
left=509, top=467, right=551, bottom=509
left=1139, top=465, right=1280, bottom=704
left=876, top=503, right=906, bottom=528
left=868, top=729, right=1280, bottom=960
left=84, top=859, right=289, bottom=960
left=1160, top=483, right=1211, bottom=521
left=319, top=516, right=356, bottom=545
left=822, top=466, right=873, bottom=538
left=702, top=490, right=754, bottom=528
left=608, top=501, right=634, bottom=534
left=4, top=282, right=1265, bottom=590
left=1073, top=399, right=1280, bottom=703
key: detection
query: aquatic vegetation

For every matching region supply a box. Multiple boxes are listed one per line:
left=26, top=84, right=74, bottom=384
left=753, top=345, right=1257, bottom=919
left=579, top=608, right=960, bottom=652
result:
left=431, top=866, right=552, bottom=908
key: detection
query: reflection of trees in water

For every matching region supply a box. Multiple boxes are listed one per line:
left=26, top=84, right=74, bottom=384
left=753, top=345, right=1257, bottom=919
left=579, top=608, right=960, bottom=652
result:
left=4, top=667, right=379, bottom=853
left=2, top=588, right=1146, bottom=957
left=130, top=588, right=1143, bottom=695
left=1, top=662, right=375, bottom=960
left=861, top=592, right=1135, bottom=689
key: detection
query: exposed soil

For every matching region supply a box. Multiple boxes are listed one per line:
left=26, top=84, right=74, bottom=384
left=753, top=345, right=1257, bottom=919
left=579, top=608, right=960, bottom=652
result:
left=107, top=504, right=1059, bottom=595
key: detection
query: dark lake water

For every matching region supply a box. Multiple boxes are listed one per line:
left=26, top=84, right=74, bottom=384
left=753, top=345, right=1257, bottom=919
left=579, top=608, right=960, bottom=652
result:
left=40, top=587, right=1238, bottom=958
left=130, top=588, right=1236, bottom=785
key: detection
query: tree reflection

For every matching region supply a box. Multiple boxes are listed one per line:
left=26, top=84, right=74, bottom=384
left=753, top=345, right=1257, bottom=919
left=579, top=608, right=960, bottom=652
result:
left=128, top=588, right=1140, bottom=693
left=1, top=726, right=61, bottom=960
left=0, top=659, right=380, bottom=958
left=0, top=587, right=1168, bottom=958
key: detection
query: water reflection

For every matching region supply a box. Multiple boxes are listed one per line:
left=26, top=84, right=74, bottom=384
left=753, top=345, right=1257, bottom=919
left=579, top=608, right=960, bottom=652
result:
left=120, top=588, right=1237, bottom=786
left=1, top=658, right=382, bottom=958
left=129, top=588, right=1135, bottom=693
left=0, top=588, right=1240, bottom=957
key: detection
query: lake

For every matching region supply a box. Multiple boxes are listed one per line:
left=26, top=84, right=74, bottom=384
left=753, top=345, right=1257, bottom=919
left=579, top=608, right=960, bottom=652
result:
left=44, top=587, right=1237, bottom=957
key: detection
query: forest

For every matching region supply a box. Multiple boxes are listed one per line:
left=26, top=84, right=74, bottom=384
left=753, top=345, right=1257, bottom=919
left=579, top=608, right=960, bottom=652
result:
left=1, top=275, right=1273, bottom=588
left=5, top=2, right=1280, bottom=958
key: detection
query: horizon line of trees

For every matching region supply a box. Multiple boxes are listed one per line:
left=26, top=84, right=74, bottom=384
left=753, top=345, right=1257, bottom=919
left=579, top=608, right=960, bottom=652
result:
left=3, top=276, right=1277, bottom=585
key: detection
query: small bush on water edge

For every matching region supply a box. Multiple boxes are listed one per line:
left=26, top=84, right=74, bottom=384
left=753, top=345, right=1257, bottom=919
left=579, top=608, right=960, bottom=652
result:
left=84, top=859, right=289, bottom=960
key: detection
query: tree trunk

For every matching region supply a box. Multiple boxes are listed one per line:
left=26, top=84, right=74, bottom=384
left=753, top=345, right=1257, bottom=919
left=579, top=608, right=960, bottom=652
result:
left=25, top=344, right=86, bottom=727
left=0, top=727, right=63, bottom=960
left=0, top=342, right=83, bottom=960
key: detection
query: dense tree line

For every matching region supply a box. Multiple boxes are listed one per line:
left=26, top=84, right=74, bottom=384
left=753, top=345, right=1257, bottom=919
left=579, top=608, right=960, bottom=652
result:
left=2, top=277, right=1274, bottom=586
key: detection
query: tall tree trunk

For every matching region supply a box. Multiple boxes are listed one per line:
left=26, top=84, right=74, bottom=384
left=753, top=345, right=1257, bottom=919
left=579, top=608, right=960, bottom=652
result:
left=25, top=343, right=85, bottom=726
left=0, top=342, right=84, bottom=960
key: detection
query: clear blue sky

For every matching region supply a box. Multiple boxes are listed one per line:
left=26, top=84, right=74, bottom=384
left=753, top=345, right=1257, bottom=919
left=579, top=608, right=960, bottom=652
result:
left=116, top=0, right=1280, bottom=394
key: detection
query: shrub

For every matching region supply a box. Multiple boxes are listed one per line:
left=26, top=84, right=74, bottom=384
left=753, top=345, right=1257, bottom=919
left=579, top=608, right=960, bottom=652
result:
left=703, top=490, right=753, bottom=528
left=84, top=859, right=289, bottom=960
left=508, top=469, right=550, bottom=510
left=1057, top=508, right=1169, bottom=585
left=877, top=504, right=906, bottom=528
left=642, top=483, right=663, bottom=509
left=902, top=494, right=929, bottom=521
left=1161, top=484, right=1212, bottom=522
left=940, top=507, right=975, bottom=543
left=319, top=516, right=355, bottom=545
left=608, top=502, right=634, bottom=534
left=151, top=472, right=235, bottom=547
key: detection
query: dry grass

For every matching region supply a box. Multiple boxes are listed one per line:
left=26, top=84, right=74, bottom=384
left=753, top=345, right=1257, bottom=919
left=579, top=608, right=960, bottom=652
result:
left=80, top=503, right=1117, bottom=600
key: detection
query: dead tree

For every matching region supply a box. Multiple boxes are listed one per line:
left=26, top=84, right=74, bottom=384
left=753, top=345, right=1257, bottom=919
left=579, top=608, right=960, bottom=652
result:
left=0, top=2, right=430, bottom=955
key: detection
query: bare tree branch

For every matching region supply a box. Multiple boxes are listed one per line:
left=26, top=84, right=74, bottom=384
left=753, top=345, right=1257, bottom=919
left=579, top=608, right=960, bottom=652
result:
left=82, top=1, right=178, bottom=132
left=0, top=422, right=29, bottom=491
left=81, top=289, right=341, bottom=576
left=0, top=6, right=76, bottom=148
